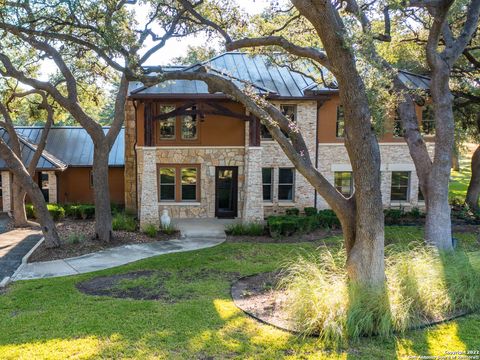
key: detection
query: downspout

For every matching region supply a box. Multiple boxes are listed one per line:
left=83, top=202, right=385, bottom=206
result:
left=314, top=101, right=320, bottom=209
left=133, top=100, right=139, bottom=213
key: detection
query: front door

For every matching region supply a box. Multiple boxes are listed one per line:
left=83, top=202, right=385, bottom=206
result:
left=215, top=166, right=238, bottom=218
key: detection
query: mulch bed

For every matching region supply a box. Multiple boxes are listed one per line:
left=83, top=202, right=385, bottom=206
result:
left=28, top=219, right=179, bottom=263
left=77, top=268, right=241, bottom=302
left=226, top=228, right=343, bottom=244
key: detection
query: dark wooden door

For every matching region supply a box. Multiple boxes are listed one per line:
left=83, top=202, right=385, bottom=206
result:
left=215, top=166, right=238, bottom=218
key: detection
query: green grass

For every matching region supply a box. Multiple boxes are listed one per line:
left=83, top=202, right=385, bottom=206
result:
left=449, top=148, right=474, bottom=202
left=1, top=228, right=480, bottom=359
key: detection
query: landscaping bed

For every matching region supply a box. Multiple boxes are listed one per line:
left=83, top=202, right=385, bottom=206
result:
left=28, top=219, right=179, bottom=263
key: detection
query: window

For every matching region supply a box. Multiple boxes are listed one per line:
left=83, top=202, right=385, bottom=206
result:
left=260, top=104, right=296, bottom=140
left=181, top=107, right=198, bottom=140
left=336, top=105, right=345, bottom=138
left=158, top=105, right=176, bottom=139
left=393, top=110, right=403, bottom=137
left=262, top=168, right=273, bottom=201
left=278, top=168, right=295, bottom=201
left=391, top=171, right=410, bottom=202
left=39, top=172, right=49, bottom=202
left=181, top=167, right=197, bottom=201
left=334, top=172, right=354, bottom=197
left=421, top=105, right=435, bottom=135
left=159, top=167, right=176, bottom=201
left=158, top=165, right=200, bottom=202
left=418, top=186, right=425, bottom=202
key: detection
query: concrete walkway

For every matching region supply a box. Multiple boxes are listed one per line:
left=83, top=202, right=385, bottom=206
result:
left=13, top=218, right=232, bottom=281
left=0, top=228, right=43, bottom=282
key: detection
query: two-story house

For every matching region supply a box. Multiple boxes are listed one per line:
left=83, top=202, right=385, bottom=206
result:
left=125, top=52, right=433, bottom=227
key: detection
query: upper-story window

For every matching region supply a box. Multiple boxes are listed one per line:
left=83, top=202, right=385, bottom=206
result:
left=336, top=105, right=345, bottom=138
left=393, top=110, right=403, bottom=138
left=158, top=105, right=176, bottom=140
left=181, top=107, right=198, bottom=140
left=157, top=104, right=199, bottom=142
left=421, top=105, right=435, bottom=135
left=261, top=104, right=296, bottom=140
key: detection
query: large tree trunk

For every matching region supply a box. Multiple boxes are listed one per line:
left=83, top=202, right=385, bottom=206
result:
left=12, top=180, right=28, bottom=227
left=0, top=141, right=60, bottom=247
left=423, top=65, right=455, bottom=250
left=92, top=141, right=113, bottom=242
left=466, top=145, right=480, bottom=212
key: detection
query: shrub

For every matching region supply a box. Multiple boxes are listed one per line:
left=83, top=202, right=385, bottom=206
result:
left=25, top=204, right=35, bottom=219
left=161, top=224, right=178, bottom=235
left=285, top=208, right=300, bottom=216
left=267, top=216, right=299, bottom=238
left=406, top=207, right=424, bottom=219
left=47, top=204, right=65, bottom=221
left=225, top=222, right=265, bottom=236
left=316, top=210, right=340, bottom=228
left=279, top=244, right=480, bottom=343
left=65, top=233, right=86, bottom=245
left=112, top=213, right=137, bottom=232
left=384, top=208, right=404, bottom=224
left=142, top=224, right=158, bottom=238
left=78, top=205, right=95, bottom=219
left=304, top=207, right=318, bottom=216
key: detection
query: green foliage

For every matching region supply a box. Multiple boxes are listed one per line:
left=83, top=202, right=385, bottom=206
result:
left=142, top=224, right=158, bottom=238
left=304, top=207, right=318, bottom=216
left=285, top=208, right=300, bottom=216
left=65, top=233, right=86, bottom=245
left=279, top=244, right=480, bottom=344
left=225, top=222, right=265, bottom=236
left=25, top=204, right=35, bottom=219
left=267, top=210, right=340, bottom=238
left=112, top=213, right=137, bottom=232
left=46, top=204, right=65, bottom=221
left=160, top=224, right=178, bottom=235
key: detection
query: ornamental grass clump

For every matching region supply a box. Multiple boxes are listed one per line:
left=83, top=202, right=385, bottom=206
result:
left=279, top=243, right=480, bottom=345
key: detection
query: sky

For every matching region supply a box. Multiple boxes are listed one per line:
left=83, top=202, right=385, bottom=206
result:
left=39, top=0, right=270, bottom=78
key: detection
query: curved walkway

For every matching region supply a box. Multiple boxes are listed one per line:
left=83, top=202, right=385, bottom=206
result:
left=12, top=237, right=225, bottom=281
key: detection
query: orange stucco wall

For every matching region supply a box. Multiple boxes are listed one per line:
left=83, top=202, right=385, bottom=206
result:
left=57, top=167, right=125, bottom=204
left=318, top=94, right=429, bottom=143
left=136, top=100, right=246, bottom=146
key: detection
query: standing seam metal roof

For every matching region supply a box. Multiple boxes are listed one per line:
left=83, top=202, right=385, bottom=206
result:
left=0, top=127, right=125, bottom=170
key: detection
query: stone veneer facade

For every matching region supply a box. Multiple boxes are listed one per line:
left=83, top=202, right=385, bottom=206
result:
left=1, top=171, right=11, bottom=212
left=125, top=98, right=433, bottom=226
left=316, top=143, right=436, bottom=209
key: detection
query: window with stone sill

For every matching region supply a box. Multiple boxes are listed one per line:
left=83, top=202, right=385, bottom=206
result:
left=391, top=171, right=410, bottom=202
left=334, top=171, right=354, bottom=197
left=158, top=165, right=200, bottom=202
left=262, top=167, right=273, bottom=201
left=278, top=168, right=295, bottom=201
left=261, top=104, right=296, bottom=140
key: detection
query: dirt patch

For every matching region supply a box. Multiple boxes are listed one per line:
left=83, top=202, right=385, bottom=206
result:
left=226, top=228, right=342, bottom=244
left=231, top=271, right=298, bottom=332
left=77, top=268, right=241, bottom=302
left=28, top=219, right=179, bottom=263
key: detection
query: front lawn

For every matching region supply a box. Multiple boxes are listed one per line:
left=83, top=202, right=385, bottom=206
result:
left=449, top=145, right=476, bottom=201
left=0, top=227, right=479, bottom=359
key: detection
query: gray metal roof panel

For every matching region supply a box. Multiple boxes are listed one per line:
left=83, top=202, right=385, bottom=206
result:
left=1, top=127, right=125, bottom=168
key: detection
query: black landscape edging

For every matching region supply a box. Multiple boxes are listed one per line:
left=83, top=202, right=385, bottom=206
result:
left=230, top=271, right=477, bottom=338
